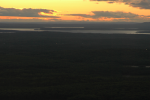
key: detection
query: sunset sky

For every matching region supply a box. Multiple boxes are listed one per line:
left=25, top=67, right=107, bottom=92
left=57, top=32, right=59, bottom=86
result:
left=0, top=0, right=150, bottom=22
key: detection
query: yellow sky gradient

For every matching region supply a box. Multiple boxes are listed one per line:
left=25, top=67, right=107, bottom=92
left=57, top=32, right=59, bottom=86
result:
left=0, top=0, right=150, bottom=22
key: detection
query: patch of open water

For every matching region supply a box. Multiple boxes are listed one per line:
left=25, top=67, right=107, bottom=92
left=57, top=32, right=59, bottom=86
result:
left=0, top=28, right=150, bottom=35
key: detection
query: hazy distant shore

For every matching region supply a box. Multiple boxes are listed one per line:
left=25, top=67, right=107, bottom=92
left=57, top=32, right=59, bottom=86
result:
left=137, top=30, right=150, bottom=33
left=0, top=22, right=150, bottom=30
left=0, top=31, right=150, bottom=49
left=1, top=28, right=150, bottom=35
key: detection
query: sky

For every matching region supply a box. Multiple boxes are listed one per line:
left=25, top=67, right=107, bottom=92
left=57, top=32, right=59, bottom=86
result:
left=0, top=0, right=150, bottom=22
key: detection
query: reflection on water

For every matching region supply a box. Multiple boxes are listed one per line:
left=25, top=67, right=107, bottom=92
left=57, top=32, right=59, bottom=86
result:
left=0, top=28, right=150, bottom=34
left=45, top=27, right=84, bottom=28
left=0, top=28, right=41, bottom=31
left=52, top=30, right=138, bottom=34
left=48, top=30, right=150, bottom=34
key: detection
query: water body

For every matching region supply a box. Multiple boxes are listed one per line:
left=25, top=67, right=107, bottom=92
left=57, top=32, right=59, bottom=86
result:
left=0, top=27, right=150, bottom=34
left=49, top=30, right=138, bottom=34
left=0, top=28, right=40, bottom=31
left=47, top=29, right=150, bottom=35
left=45, top=27, right=85, bottom=29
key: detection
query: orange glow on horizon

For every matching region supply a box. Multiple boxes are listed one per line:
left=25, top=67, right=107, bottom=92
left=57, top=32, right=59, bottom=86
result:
left=0, top=0, right=150, bottom=22
left=0, top=16, right=55, bottom=20
left=54, top=16, right=129, bottom=22
left=0, top=16, right=33, bottom=19
left=0, top=15, right=130, bottom=22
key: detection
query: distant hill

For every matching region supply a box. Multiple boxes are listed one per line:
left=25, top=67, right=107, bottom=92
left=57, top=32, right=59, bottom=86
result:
left=0, top=22, right=150, bottom=30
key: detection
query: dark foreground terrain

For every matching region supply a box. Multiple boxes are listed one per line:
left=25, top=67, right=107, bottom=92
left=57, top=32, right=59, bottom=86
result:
left=0, top=31, right=150, bottom=100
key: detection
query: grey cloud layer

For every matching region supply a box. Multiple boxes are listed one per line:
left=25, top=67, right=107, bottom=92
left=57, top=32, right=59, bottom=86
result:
left=0, top=7, right=59, bottom=18
left=68, top=11, right=139, bottom=18
left=90, top=0, right=150, bottom=9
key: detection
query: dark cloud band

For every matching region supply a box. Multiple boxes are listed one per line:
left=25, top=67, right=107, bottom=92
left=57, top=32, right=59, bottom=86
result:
left=90, top=0, right=150, bottom=9
left=68, top=11, right=139, bottom=18
left=0, top=7, right=60, bottom=18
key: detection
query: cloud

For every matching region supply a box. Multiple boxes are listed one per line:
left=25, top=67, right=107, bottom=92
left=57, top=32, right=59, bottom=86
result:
left=68, top=11, right=139, bottom=18
left=107, top=1, right=114, bottom=3
left=130, top=0, right=150, bottom=9
left=90, top=0, right=150, bottom=9
left=66, top=11, right=150, bottom=22
left=0, top=7, right=60, bottom=18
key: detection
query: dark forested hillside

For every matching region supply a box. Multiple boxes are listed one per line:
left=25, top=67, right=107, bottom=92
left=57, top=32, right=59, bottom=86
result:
left=0, top=31, right=150, bottom=100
